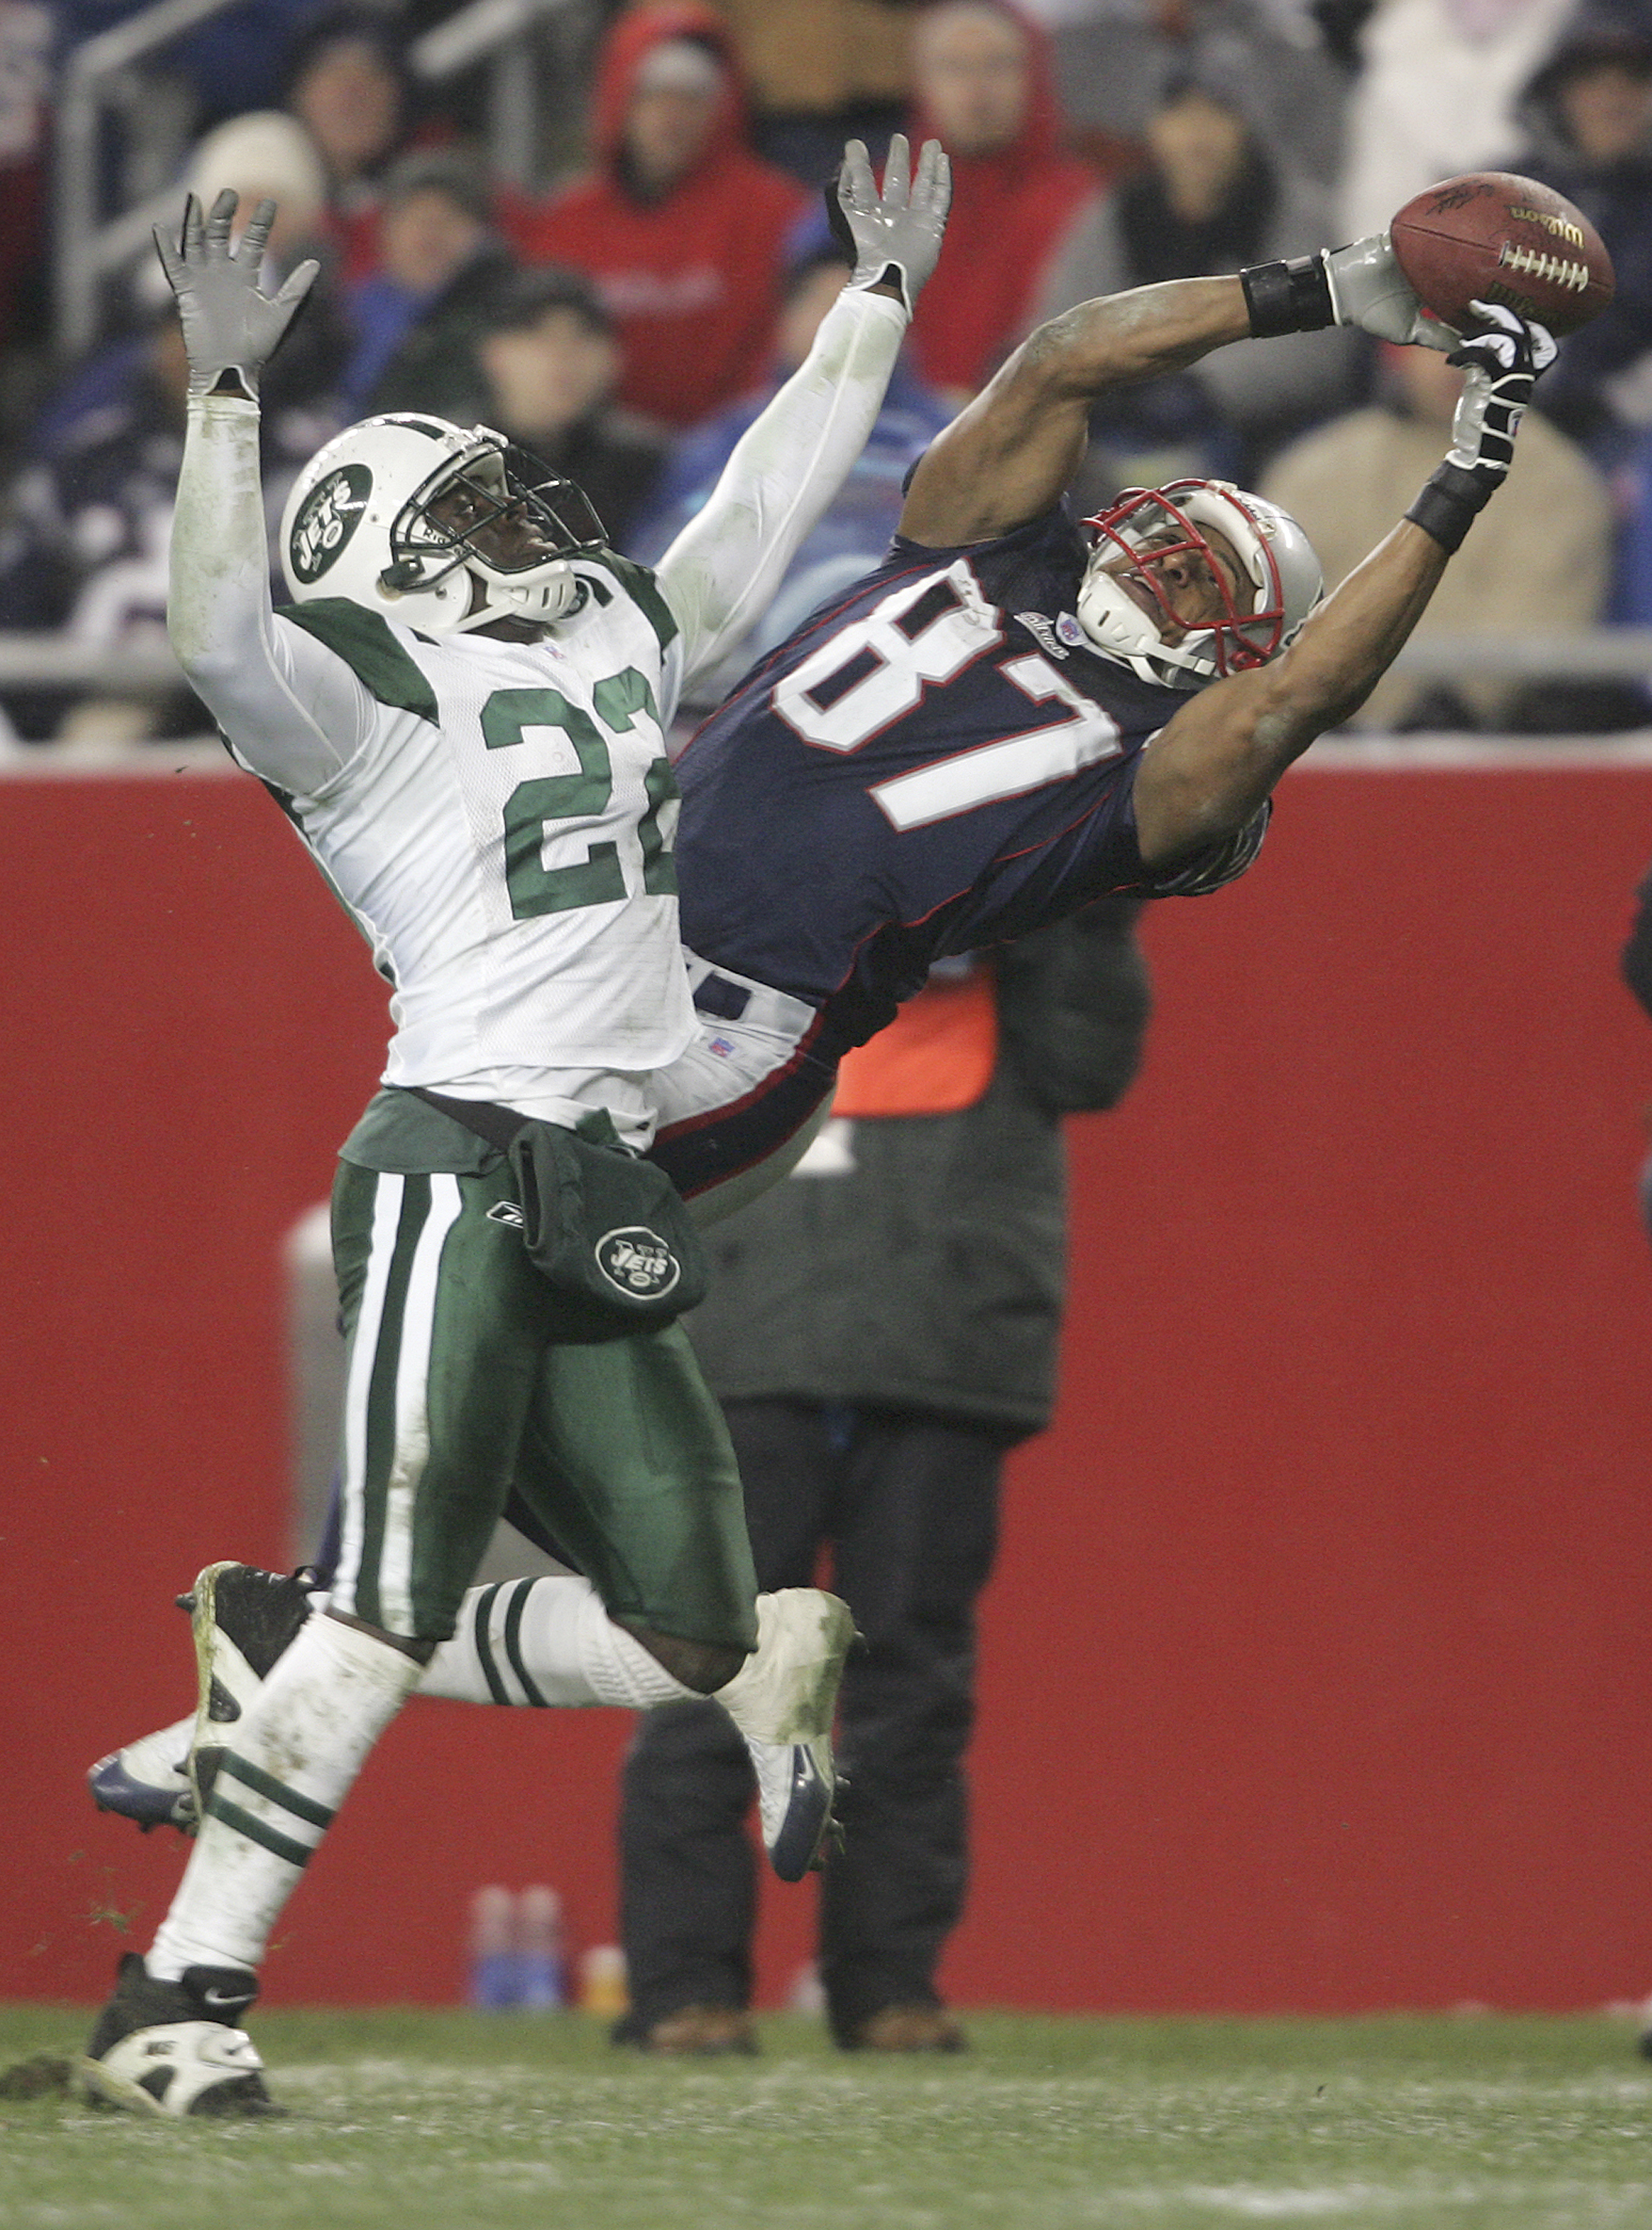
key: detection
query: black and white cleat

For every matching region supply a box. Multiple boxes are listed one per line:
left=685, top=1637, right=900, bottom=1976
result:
left=80, top=1952, right=279, bottom=2118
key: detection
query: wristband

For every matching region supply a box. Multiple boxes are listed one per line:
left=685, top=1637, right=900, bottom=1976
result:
left=1405, top=462, right=1491, bottom=555
left=1240, top=256, right=1335, bottom=338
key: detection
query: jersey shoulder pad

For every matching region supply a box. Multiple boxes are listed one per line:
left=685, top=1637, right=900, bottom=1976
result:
left=276, top=598, right=438, bottom=725
left=574, top=549, right=678, bottom=655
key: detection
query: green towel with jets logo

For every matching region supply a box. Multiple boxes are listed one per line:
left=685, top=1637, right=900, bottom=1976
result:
left=503, top=1119, right=707, bottom=1325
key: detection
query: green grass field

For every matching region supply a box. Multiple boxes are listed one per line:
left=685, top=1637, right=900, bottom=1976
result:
left=1, top=2004, right=1649, bottom=2228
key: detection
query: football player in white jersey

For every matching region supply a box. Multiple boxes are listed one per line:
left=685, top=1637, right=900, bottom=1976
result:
left=81, top=146, right=950, bottom=2118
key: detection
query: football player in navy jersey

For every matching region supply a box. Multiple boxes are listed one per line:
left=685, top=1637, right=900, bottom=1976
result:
left=646, top=250, right=1555, bottom=1206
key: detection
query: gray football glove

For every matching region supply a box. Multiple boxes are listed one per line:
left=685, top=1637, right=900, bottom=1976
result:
left=153, top=189, right=320, bottom=399
left=1445, top=298, right=1557, bottom=491
left=828, top=135, right=952, bottom=315
left=1323, top=233, right=1459, bottom=352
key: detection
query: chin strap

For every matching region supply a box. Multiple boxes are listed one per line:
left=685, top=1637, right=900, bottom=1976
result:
left=441, top=562, right=585, bottom=635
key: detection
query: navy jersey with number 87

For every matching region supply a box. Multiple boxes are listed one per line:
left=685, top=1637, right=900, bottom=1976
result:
left=676, top=506, right=1192, bottom=1047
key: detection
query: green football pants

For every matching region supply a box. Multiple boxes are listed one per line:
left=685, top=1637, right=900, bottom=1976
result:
left=328, top=1157, right=758, bottom=1647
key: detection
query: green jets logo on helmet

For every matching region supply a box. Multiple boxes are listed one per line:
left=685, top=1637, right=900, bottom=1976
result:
left=290, top=464, right=372, bottom=585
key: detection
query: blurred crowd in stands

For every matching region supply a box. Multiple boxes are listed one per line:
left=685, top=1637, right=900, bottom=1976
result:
left=11, top=0, right=1652, bottom=744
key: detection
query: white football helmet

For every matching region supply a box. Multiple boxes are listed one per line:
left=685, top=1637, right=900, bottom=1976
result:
left=1077, top=479, right=1323, bottom=690
left=279, top=413, right=607, bottom=635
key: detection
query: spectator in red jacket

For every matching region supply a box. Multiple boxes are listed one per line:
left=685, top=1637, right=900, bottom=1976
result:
left=904, top=0, right=1098, bottom=404
left=503, top=3, right=807, bottom=431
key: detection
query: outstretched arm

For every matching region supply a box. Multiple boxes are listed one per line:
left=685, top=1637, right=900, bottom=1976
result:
left=901, top=276, right=1251, bottom=547
left=899, top=233, right=1454, bottom=549
left=159, top=190, right=372, bottom=793
left=1132, top=307, right=1553, bottom=870
left=655, top=136, right=949, bottom=692
left=1133, top=518, right=1445, bottom=867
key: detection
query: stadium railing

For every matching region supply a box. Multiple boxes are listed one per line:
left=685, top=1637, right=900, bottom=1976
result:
left=2, top=630, right=1651, bottom=763
left=4, top=630, right=1652, bottom=697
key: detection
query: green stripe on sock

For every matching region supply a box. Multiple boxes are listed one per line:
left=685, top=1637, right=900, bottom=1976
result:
left=357, top=1174, right=430, bottom=1627
left=206, top=1793, right=315, bottom=1871
left=471, top=1582, right=511, bottom=1704
left=218, top=1753, right=337, bottom=1831
left=502, top=1580, right=549, bottom=1707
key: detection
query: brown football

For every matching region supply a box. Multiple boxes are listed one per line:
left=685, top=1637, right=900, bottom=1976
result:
left=1389, top=171, right=1614, bottom=336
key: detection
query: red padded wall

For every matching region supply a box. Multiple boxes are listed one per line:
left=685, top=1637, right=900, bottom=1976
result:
left=3, top=756, right=1651, bottom=2013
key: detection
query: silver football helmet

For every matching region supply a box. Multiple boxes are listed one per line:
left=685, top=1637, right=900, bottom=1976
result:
left=279, top=413, right=606, bottom=635
left=1076, top=479, right=1323, bottom=690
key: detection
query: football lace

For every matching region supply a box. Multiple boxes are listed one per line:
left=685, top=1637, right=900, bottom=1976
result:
left=1497, top=242, right=1590, bottom=293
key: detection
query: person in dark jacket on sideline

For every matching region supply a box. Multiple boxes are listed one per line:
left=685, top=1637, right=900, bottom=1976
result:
left=612, top=899, right=1150, bottom=2055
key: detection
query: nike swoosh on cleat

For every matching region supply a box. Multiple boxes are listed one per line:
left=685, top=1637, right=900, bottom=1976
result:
left=202, top=1989, right=250, bottom=2010
left=770, top=1745, right=833, bottom=1881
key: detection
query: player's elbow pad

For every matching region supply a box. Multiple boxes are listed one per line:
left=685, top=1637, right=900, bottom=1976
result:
left=1147, top=802, right=1272, bottom=896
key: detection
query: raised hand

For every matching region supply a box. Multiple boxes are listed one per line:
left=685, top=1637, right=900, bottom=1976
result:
left=1322, top=233, right=1459, bottom=352
left=828, top=134, right=953, bottom=314
left=152, top=190, right=320, bottom=398
left=1444, top=299, right=1557, bottom=490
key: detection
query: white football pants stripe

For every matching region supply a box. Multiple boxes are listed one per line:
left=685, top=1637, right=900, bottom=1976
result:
left=333, top=1172, right=464, bottom=1633
left=377, top=1174, right=463, bottom=1635
left=334, top=1173, right=404, bottom=1623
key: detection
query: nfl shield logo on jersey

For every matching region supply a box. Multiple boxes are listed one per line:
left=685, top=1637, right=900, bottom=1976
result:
left=595, top=1226, right=681, bottom=1300
left=289, top=464, right=371, bottom=585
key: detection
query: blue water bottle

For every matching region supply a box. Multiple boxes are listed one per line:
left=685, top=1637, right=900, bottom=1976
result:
left=468, top=1884, right=519, bottom=2010
left=516, top=1884, right=567, bottom=2010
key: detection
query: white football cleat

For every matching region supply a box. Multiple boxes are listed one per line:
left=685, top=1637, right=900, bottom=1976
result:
left=715, top=1589, right=855, bottom=1881
left=80, top=1953, right=279, bottom=2117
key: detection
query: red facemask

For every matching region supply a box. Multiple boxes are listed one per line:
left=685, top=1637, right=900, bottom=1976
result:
left=1081, top=482, right=1285, bottom=676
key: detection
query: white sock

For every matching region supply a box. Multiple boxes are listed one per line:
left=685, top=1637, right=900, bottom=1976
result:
left=418, top=1575, right=697, bottom=1710
left=148, top=1614, right=422, bottom=1980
